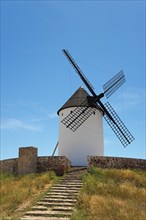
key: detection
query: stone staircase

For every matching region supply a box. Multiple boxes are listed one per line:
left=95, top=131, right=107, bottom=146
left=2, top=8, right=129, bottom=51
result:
left=21, top=167, right=86, bottom=220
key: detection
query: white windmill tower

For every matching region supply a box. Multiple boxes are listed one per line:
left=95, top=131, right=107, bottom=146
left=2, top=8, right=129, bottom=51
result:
left=57, top=86, right=104, bottom=166
left=57, top=50, right=134, bottom=166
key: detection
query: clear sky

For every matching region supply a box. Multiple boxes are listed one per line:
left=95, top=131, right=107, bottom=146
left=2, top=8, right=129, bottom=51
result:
left=1, top=0, right=145, bottom=160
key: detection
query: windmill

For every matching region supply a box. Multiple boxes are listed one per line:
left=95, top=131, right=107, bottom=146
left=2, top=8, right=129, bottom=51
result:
left=57, top=49, right=134, bottom=166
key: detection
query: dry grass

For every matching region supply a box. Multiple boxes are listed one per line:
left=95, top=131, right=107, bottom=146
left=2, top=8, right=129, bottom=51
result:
left=0, top=171, right=58, bottom=219
left=72, top=167, right=146, bottom=220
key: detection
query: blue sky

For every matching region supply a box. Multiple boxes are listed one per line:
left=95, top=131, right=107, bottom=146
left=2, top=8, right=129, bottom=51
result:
left=1, top=0, right=145, bottom=160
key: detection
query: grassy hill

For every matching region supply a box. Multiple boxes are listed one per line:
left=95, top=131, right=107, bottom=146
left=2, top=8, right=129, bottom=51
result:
left=0, top=171, right=58, bottom=219
left=0, top=168, right=146, bottom=220
left=71, top=167, right=146, bottom=220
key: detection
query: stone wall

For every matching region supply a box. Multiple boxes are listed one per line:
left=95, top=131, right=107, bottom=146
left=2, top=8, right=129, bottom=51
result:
left=0, top=147, right=71, bottom=175
left=0, top=158, right=18, bottom=174
left=87, top=156, right=146, bottom=170
left=1, top=148, right=146, bottom=175
left=37, top=156, right=71, bottom=175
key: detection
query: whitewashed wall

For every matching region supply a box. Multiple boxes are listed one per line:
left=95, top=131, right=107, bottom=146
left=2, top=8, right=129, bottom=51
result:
left=58, top=107, right=104, bottom=166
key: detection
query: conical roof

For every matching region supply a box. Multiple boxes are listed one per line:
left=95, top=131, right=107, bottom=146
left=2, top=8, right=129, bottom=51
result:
left=57, top=87, right=91, bottom=115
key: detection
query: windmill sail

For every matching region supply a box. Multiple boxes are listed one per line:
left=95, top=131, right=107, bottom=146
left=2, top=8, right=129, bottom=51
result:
left=103, top=70, right=126, bottom=98
left=63, top=49, right=96, bottom=97
left=104, top=102, right=134, bottom=147
left=62, top=105, right=94, bottom=132
left=62, top=49, right=134, bottom=147
left=61, top=93, right=103, bottom=132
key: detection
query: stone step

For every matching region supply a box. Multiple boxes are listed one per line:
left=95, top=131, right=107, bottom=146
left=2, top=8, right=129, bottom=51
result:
left=66, top=174, right=82, bottom=176
left=52, top=206, right=74, bottom=212
left=53, top=184, right=83, bottom=188
left=47, top=192, right=78, bottom=196
left=61, top=180, right=82, bottom=182
left=50, top=189, right=79, bottom=193
left=48, top=193, right=78, bottom=197
left=51, top=186, right=82, bottom=190
left=31, top=206, right=73, bottom=212
left=21, top=217, right=70, bottom=220
left=47, top=192, right=79, bottom=195
left=37, top=202, right=75, bottom=207
left=49, top=192, right=78, bottom=196
left=63, top=176, right=83, bottom=179
left=41, top=198, right=77, bottom=203
left=60, top=184, right=83, bottom=186
left=67, top=173, right=84, bottom=176
left=45, top=195, right=78, bottom=199
left=63, top=174, right=84, bottom=176
left=56, top=181, right=84, bottom=184
left=51, top=186, right=81, bottom=191
left=25, top=210, right=72, bottom=217
left=61, top=182, right=82, bottom=185
left=32, top=206, right=48, bottom=211
left=50, top=190, right=79, bottom=194
left=61, top=179, right=83, bottom=182
left=60, top=182, right=82, bottom=185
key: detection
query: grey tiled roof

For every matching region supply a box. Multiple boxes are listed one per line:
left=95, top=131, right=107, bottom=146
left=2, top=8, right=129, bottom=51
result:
left=57, top=87, right=91, bottom=115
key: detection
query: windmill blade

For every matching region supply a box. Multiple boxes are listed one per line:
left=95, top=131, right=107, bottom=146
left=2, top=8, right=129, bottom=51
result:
left=61, top=94, right=103, bottom=132
left=103, top=102, right=134, bottom=147
left=103, top=70, right=126, bottom=98
left=62, top=105, right=95, bottom=132
left=63, top=49, right=96, bottom=97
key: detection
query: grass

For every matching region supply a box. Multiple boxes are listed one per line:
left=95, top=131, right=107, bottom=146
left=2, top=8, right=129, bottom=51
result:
left=71, top=167, right=146, bottom=220
left=1, top=168, right=146, bottom=220
left=0, top=171, right=58, bottom=220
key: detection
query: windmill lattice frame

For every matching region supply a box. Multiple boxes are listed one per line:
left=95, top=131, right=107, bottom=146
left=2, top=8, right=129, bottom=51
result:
left=62, top=49, right=134, bottom=147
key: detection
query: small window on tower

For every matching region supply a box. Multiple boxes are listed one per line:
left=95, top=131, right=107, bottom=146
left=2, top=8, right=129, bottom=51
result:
left=70, top=111, right=73, bottom=114
left=62, top=113, right=63, bottom=116
left=93, top=112, right=95, bottom=115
